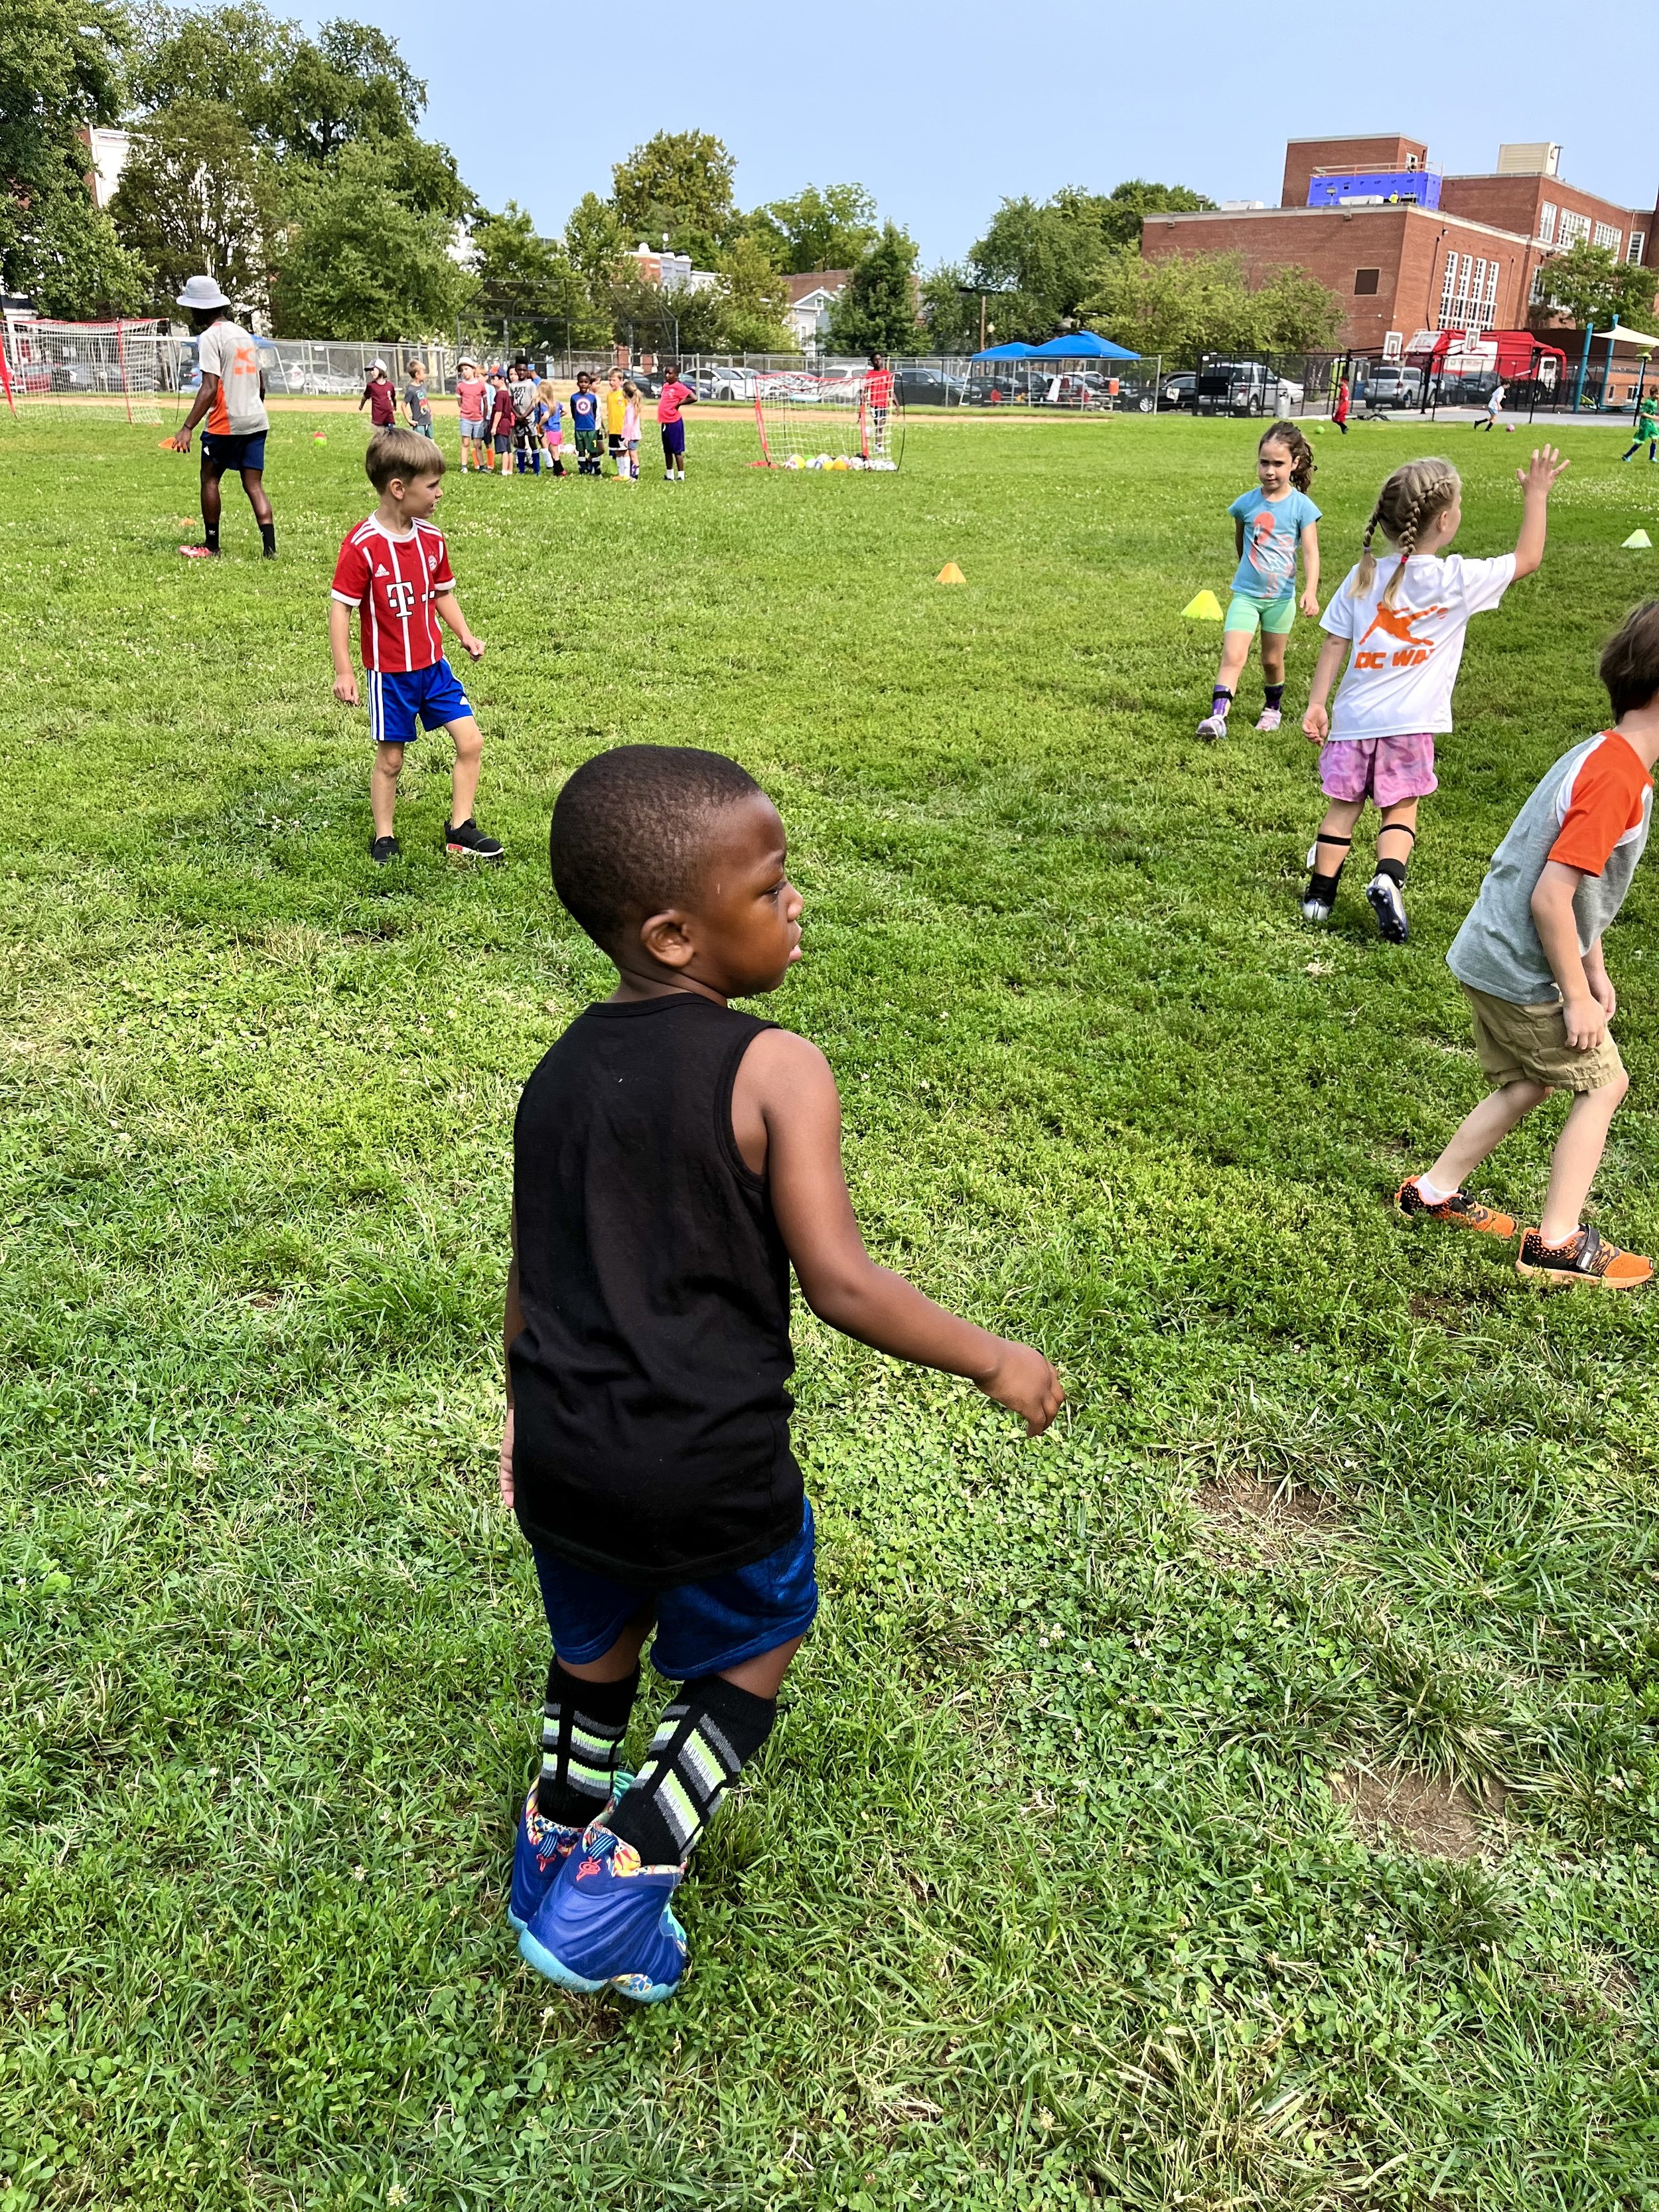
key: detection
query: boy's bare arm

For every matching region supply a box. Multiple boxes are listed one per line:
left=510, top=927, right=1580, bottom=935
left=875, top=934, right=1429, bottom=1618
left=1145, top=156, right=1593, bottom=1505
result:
left=434, top=589, right=484, bottom=660
left=1301, top=632, right=1346, bottom=741
left=171, top=371, right=218, bottom=449
left=743, top=1031, right=1062, bottom=1435
left=328, top=600, right=358, bottom=704
left=1532, top=860, right=1604, bottom=1049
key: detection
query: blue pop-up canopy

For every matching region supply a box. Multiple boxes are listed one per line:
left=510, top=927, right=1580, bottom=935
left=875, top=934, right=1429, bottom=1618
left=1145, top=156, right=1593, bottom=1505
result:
left=970, top=340, right=1038, bottom=359
left=1027, top=331, right=1140, bottom=361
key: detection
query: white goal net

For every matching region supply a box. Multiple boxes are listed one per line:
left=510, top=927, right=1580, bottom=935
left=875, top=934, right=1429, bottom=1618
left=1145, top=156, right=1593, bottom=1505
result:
left=753, top=370, right=901, bottom=470
left=1, top=317, right=166, bottom=424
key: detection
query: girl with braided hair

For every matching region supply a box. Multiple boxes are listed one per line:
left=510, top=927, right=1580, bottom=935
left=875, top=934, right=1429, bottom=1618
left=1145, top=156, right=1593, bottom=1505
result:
left=1299, top=445, right=1569, bottom=942
left=1196, top=422, right=1321, bottom=740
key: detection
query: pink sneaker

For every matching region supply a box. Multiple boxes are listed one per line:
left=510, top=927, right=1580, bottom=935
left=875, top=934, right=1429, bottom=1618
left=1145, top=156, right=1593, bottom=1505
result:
left=1255, top=706, right=1283, bottom=732
left=1196, top=712, right=1228, bottom=741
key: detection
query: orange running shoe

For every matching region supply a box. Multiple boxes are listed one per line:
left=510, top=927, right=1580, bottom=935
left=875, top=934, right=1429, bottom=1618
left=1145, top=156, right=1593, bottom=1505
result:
left=1396, top=1178, right=1517, bottom=1239
left=1516, top=1225, right=1654, bottom=1289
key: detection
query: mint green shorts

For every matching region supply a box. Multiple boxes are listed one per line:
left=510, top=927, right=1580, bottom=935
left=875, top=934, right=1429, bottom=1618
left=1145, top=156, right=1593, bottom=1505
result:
left=1225, top=592, right=1295, bottom=636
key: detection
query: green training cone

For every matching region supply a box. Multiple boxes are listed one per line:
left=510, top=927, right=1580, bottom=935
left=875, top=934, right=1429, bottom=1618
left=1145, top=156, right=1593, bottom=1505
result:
left=1624, top=528, right=1652, bottom=549
left=1182, top=590, right=1224, bottom=621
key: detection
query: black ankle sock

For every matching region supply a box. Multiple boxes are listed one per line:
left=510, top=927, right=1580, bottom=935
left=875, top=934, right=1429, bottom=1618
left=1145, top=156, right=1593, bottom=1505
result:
left=1308, top=869, right=1343, bottom=902
left=536, top=1660, right=638, bottom=1826
left=204, top=524, right=220, bottom=553
left=259, top=521, right=276, bottom=555
left=1376, top=856, right=1408, bottom=888
left=1263, top=682, right=1285, bottom=710
left=605, top=1674, right=777, bottom=1866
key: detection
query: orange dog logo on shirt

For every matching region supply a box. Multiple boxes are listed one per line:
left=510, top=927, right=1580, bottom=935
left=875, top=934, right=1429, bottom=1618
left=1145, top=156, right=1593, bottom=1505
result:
left=1354, top=601, right=1450, bottom=670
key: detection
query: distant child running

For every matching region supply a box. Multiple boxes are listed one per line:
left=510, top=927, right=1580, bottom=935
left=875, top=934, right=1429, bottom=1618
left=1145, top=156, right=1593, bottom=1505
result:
left=536, top=381, right=566, bottom=477
left=1331, top=375, right=1351, bottom=435
left=1396, top=601, right=1659, bottom=1289
left=328, top=426, right=504, bottom=867
left=501, top=746, right=1062, bottom=2003
left=621, top=380, right=642, bottom=479
left=488, top=372, right=517, bottom=477
left=1197, top=421, right=1321, bottom=739
left=1300, top=446, right=1567, bottom=942
left=1623, top=393, right=1658, bottom=463
left=569, top=373, right=602, bottom=475
left=456, top=358, right=489, bottom=471
left=657, top=361, right=696, bottom=481
left=603, top=368, right=628, bottom=477
left=1474, top=381, right=1510, bottom=432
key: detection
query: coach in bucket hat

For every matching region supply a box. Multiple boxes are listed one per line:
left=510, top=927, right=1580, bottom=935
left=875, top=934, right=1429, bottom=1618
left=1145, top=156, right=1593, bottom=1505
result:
left=168, top=274, right=276, bottom=559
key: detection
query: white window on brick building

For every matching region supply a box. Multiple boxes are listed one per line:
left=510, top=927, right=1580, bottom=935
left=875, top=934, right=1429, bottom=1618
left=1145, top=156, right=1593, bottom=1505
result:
left=1538, top=203, right=1557, bottom=243
left=1530, top=264, right=1550, bottom=304
left=1559, top=210, right=1591, bottom=246
left=1594, top=222, right=1623, bottom=254
left=1630, top=234, right=1647, bottom=265
left=1438, top=252, right=1460, bottom=329
left=1479, top=259, right=1500, bottom=329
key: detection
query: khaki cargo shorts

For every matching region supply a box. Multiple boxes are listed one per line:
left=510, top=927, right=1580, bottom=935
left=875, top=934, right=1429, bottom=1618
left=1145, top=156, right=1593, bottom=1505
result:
left=1461, top=982, right=1624, bottom=1094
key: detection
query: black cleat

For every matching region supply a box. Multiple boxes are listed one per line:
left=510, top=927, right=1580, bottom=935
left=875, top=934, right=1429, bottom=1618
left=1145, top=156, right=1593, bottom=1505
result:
left=1365, top=873, right=1409, bottom=944
left=445, top=818, right=504, bottom=863
left=369, top=834, right=400, bottom=865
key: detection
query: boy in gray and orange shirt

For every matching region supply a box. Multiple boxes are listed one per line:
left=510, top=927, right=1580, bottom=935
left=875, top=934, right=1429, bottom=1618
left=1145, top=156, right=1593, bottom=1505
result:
left=1398, top=602, right=1659, bottom=1288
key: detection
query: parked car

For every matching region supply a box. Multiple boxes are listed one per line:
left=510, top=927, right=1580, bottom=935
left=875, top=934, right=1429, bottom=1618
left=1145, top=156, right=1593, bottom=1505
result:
left=1362, top=364, right=1423, bottom=409
left=894, top=367, right=966, bottom=407
left=1196, top=360, right=1276, bottom=415
left=1158, top=372, right=1198, bottom=411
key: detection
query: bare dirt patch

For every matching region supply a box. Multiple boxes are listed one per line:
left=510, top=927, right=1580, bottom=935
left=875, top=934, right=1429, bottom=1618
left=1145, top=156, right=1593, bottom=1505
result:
left=1195, top=1479, right=1342, bottom=1568
left=1332, top=1764, right=1507, bottom=1860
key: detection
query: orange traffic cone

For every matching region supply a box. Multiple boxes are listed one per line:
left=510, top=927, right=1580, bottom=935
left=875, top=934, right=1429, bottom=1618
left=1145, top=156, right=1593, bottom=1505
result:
left=936, top=561, right=967, bottom=584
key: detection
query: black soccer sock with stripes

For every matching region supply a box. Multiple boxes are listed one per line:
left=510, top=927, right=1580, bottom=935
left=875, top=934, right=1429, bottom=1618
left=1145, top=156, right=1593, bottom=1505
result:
left=1376, top=823, right=1415, bottom=889
left=1308, top=832, right=1350, bottom=905
left=603, top=1675, right=776, bottom=1867
left=536, top=1659, right=637, bottom=1827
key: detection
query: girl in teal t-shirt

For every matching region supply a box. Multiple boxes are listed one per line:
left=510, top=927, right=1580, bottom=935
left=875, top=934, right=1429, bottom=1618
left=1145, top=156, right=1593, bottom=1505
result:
left=1198, top=421, right=1321, bottom=739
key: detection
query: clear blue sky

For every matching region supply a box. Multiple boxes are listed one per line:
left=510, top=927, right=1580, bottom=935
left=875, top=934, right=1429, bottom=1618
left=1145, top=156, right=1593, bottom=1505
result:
left=300, top=0, right=1656, bottom=263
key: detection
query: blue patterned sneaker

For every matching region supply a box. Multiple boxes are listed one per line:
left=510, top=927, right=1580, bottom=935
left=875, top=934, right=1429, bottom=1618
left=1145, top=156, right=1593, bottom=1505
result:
left=508, top=1778, right=632, bottom=1931
left=518, top=1826, right=687, bottom=2002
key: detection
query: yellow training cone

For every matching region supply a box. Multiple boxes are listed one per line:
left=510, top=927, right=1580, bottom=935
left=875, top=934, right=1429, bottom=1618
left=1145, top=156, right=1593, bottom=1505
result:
left=936, top=561, right=966, bottom=584
left=1182, top=589, right=1224, bottom=621
left=1624, top=528, right=1652, bottom=549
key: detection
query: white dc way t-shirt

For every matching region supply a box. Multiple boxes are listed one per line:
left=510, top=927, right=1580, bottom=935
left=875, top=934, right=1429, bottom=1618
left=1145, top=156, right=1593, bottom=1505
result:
left=198, top=318, right=269, bottom=436
left=1321, top=552, right=1516, bottom=740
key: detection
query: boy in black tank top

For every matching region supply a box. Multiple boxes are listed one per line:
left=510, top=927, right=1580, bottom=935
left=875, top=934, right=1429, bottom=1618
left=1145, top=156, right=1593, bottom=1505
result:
left=504, top=745, right=1063, bottom=2003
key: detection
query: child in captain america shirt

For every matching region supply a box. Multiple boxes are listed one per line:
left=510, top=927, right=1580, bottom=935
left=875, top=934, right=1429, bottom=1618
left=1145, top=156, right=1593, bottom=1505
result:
left=328, top=426, right=506, bottom=867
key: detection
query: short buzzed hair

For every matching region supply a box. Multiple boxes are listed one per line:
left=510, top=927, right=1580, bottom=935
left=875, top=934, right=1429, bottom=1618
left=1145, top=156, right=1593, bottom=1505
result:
left=366, top=426, right=444, bottom=490
left=551, top=746, right=765, bottom=948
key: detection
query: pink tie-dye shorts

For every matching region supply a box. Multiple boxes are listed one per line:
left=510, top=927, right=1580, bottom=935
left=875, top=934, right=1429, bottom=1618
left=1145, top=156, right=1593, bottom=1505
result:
left=1319, top=733, right=1437, bottom=806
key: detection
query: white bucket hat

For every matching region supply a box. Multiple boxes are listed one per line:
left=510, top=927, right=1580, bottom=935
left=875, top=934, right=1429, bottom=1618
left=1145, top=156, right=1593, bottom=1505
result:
left=176, top=274, right=231, bottom=311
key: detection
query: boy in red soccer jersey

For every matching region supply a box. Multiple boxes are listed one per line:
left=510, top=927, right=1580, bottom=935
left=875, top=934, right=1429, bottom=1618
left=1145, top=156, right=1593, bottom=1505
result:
left=328, top=427, right=505, bottom=866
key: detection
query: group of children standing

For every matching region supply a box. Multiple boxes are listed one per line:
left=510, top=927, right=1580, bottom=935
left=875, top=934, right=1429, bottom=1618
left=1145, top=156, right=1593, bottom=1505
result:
left=1197, top=416, right=1659, bottom=1290
left=450, top=358, right=696, bottom=482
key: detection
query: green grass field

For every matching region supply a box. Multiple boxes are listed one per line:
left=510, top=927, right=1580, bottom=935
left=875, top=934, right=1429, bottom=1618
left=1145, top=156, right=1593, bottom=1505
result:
left=4, top=406, right=1659, bottom=2211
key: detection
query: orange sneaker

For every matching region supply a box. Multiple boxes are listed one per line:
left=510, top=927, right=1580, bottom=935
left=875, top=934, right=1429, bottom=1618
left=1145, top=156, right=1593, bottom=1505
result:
left=1396, top=1178, right=1517, bottom=1239
left=1516, top=1225, right=1653, bottom=1289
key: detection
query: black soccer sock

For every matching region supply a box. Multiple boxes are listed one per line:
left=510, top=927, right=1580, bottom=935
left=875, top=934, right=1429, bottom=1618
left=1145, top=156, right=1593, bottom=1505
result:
left=204, top=522, right=220, bottom=553
left=1308, top=832, right=1350, bottom=901
left=536, top=1659, right=638, bottom=1826
left=1210, top=686, right=1234, bottom=719
left=604, top=1674, right=776, bottom=1866
left=259, top=520, right=276, bottom=556
left=1263, top=682, right=1285, bottom=710
left=1376, top=855, right=1409, bottom=887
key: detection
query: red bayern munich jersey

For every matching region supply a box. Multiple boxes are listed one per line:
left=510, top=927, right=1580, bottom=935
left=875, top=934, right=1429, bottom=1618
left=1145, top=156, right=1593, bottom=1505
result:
left=330, top=516, right=455, bottom=673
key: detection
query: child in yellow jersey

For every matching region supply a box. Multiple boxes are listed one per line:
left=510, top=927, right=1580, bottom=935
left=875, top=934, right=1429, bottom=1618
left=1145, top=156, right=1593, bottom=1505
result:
left=603, top=370, right=628, bottom=477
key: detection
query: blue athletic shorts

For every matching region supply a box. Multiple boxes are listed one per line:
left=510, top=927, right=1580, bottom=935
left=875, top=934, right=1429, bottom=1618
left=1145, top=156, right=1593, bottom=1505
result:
left=366, top=658, right=471, bottom=747
left=532, top=1500, right=819, bottom=1680
left=660, top=419, right=686, bottom=457
left=200, top=430, right=266, bottom=473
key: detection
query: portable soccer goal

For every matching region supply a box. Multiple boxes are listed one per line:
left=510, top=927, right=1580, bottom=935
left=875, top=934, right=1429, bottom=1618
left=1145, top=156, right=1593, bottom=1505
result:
left=0, top=317, right=167, bottom=425
left=752, top=370, right=902, bottom=471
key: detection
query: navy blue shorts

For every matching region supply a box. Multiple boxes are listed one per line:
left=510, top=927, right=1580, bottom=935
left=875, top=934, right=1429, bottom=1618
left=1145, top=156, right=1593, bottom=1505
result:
left=660, top=419, right=686, bottom=457
left=532, top=1501, right=818, bottom=1680
left=201, top=430, right=267, bottom=473
left=366, top=658, right=471, bottom=747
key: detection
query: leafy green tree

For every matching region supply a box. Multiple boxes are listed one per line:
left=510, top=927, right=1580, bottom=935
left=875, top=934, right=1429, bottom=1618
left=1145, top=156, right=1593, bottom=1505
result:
left=1080, top=248, right=1340, bottom=365
left=826, top=222, right=924, bottom=356
left=749, top=183, right=877, bottom=274
left=0, top=0, right=148, bottom=315
left=918, top=262, right=981, bottom=352
left=711, top=234, right=792, bottom=351
left=259, top=19, right=425, bottom=165
left=268, top=139, right=472, bottom=337
left=109, top=98, right=275, bottom=316
left=565, top=189, right=627, bottom=307
left=1531, top=240, right=1658, bottom=331
left=127, top=2, right=293, bottom=117
left=963, top=181, right=1216, bottom=341
left=470, top=201, right=603, bottom=348
left=610, top=131, right=736, bottom=265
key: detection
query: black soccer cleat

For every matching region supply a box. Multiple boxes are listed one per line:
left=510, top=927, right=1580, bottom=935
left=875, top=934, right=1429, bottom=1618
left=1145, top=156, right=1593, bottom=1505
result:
left=445, top=818, right=505, bottom=863
left=1365, top=873, right=1409, bottom=944
left=368, top=834, right=400, bottom=865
